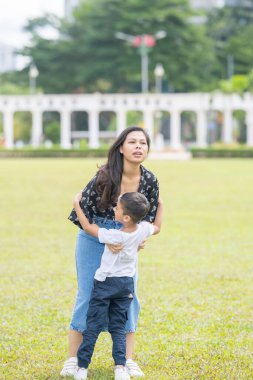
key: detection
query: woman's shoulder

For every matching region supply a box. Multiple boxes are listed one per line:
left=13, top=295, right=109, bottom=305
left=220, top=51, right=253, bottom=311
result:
left=141, top=165, right=158, bottom=183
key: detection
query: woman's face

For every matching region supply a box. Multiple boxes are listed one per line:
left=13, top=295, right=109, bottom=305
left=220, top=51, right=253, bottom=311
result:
left=120, top=131, right=149, bottom=164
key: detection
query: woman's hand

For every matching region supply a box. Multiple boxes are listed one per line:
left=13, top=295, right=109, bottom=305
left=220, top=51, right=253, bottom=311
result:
left=73, top=191, right=82, bottom=207
left=138, top=239, right=147, bottom=251
left=106, top=243, right=123, bottom=254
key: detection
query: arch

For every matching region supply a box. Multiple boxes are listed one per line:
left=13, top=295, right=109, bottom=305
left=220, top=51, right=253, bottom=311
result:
left=181, top=111, right=197, bottom=146
left=99, top=111, right=116, bottom=132
left=155, top=111, right=170, bottom=145
left=71, top=111, right=89, bottom=148
left=99, top=111, right=117, bottom=145
left=207, top=110, right=223, bottom=145
left=233, top=110, right=246, bottom=143
left=71, top=111, right=88, bottom=132
left=0, top=112, right=3, bottom=147
left=42, top=111, right=61, bottom=146
left=126, top=111, right=144, bottom=128
left=13, top=111, right=32, bottom=147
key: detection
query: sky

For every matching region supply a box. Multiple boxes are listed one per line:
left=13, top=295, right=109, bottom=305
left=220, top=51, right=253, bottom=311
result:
left=0, top=0, right=64, bottom=48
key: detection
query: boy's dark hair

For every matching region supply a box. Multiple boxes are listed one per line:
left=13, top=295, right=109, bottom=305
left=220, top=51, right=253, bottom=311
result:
left=119, top=192, right=150, bottom=223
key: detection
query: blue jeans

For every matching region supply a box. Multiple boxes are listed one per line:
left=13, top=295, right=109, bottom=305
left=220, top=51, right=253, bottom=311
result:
left=70, top=217, right=140, bottom=333
left=77, top=277, right=134, bottom=368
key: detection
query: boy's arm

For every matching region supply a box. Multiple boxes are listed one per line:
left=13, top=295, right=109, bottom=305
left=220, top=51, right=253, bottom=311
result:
left=152, top=198, right=163, bottom=235
left=73, top=192, right=99, bottom=238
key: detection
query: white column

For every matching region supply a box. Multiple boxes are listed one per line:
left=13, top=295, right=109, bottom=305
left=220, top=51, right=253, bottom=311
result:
left=3, top=110, right=14, bottom=149
left=60, top=109, right=71, bottom=149
left=170, top=110, right=182, bottom=149
left=196, top=110, right=207, bottom=147
left=31, top=110, right=42, bottom=147
left=246, top=110, right=253, bottom=146
left=144, top=109, right=154, bottom=147
left=88, top=110, right=99, bottom=148
left=116, top=110, right=126, bottom=136
left=223, top=109, right=233, bottom=144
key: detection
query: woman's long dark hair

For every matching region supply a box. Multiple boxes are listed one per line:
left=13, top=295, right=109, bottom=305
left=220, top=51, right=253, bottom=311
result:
left=96, top=126, right=150, bottom=210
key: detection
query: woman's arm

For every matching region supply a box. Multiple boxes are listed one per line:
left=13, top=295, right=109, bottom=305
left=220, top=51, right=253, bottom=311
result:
left=142, top=172, right=160, bottom=223
left=73, top=192, right=123, bottom=253
left=153, top=198, right=163, bottom=235
left=68, top=174, right=98, bottom=227
left=73, top=193, right=99, bottom=238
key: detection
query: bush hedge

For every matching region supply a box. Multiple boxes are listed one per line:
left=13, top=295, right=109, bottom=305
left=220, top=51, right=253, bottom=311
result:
left=0, top=148, right=108, bottom=158
left=190, top=147, right=253, bottom=158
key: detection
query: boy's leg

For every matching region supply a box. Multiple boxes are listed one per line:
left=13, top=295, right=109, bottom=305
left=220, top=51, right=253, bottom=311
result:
left=77, top=281, right=110, bottom=368
left=108, top=278, right=134, bottom=366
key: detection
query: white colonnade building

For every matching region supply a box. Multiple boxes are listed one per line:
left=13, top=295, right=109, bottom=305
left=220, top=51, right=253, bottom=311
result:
left=1, top=92, right=253, bottom=149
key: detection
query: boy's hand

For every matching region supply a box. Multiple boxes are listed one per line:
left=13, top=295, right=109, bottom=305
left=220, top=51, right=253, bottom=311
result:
left=138, top=239, right=147, bottom=251
left=73, top=191, right=82, bottom=207
left=106, top=243, right=123, bottom=254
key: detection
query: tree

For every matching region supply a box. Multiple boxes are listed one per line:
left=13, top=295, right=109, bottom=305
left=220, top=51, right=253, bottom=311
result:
left=18, top=0, right=217, bottom=93
left=206, top=1, right=253, bottom=80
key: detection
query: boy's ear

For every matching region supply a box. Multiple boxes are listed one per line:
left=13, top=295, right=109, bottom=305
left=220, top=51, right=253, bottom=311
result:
left=123, top=214, right=131, bottom=223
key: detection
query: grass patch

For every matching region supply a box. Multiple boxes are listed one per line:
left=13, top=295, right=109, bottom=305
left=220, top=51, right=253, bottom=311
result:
left=1, top=158, right=253, bottom=379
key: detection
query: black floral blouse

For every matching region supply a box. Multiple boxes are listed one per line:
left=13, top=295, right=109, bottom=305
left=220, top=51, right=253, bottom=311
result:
left=68, top=165, right=159, bottom=228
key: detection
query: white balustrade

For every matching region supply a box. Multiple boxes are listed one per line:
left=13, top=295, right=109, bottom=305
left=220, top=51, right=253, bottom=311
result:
left=0, top=93, right=253, bottom=149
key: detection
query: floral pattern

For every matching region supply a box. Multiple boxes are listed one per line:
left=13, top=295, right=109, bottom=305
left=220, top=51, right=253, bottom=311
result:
left=68, top=165, right=159, bottom=228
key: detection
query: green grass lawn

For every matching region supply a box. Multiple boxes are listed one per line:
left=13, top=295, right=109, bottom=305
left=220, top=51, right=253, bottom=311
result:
left=1, top=158, right=253, bottom=380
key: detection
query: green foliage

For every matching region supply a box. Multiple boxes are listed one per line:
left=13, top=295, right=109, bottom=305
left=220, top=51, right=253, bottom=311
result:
left=206, top=2, right=253, bottom=80
left=4, top=1, right=253, bottom=94
left=0, top=147, right=108, bottom=158
left=17, top=0, right=217, bottom=93
left=44, top=121, right=60, bottom=144
left=1, top=159, right=253, bottom=378
left=219, top=74, right=249, bottom=95
left=0, top=81, right=29, bottom=95
left=191, top=146, right=253, bottom=158
left=219, top=69, right=253, bottom=95
left=13, top=112, right=32, bottom=143
left=126, top=111, right=144, bottom=127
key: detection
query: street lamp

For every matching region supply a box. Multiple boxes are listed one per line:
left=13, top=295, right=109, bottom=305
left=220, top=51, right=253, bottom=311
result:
left=154, top=63, right=165, bottom=93
left=29, top=63, right=39, bottom=94
left=115, top=31, right=166, bottom=93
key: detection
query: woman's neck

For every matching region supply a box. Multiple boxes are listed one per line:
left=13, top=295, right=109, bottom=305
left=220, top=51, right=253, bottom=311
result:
left=123, top=161, right=141, bottom=178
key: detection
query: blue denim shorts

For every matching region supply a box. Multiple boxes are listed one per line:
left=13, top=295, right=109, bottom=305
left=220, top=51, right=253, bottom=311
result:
left=70, top=216, right=140, bottom=333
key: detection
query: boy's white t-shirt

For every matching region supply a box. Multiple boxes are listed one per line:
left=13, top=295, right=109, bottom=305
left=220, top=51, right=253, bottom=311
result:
left=95, top=221, right=154, bottom=281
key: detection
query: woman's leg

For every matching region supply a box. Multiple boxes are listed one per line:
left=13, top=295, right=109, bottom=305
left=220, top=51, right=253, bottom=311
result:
left=69, top=231, right=104, bottom=333
left=69, top=329, right=83, bottom=357
left=61, top=230, right=104, bottom=377
left=126, top=332, right=135, bottom=359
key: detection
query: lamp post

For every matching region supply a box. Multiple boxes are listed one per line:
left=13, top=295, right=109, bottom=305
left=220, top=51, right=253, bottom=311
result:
left=227, top=54, right=234, bottom=80
left=29, top=63, right=39, bottom=94
left=154, top=63, right=165, bottom=93
left=153, top=63, right=165, bottom=150
left=115, top=31, right=166, bottom=93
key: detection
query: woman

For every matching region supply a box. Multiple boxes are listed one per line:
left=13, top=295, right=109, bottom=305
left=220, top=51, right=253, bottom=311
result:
left=61, top=126, right=161, bottom=378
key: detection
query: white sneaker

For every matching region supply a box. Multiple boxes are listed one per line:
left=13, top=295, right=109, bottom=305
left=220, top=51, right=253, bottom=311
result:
left=126, top=359, right=144, bottom=377
left=74, top=367, right=88, bottom=380
left=60, top=357, right=78, bottom=377
left=115, top=366, right=130, bottom=380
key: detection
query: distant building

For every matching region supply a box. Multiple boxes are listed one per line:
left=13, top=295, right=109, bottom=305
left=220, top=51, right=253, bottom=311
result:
left=0, top=43, right=16, bottom=73
left=64, top=0, right=80, bottom=19
left=191, top=0, right=225, bottom=8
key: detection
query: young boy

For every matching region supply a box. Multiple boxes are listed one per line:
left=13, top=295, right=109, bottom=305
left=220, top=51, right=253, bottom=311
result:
left=73, top=192, right=162, bottom=380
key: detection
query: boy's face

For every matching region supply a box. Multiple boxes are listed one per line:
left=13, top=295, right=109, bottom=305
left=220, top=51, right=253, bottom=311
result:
left=113, top=201, right=125, bottom=222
